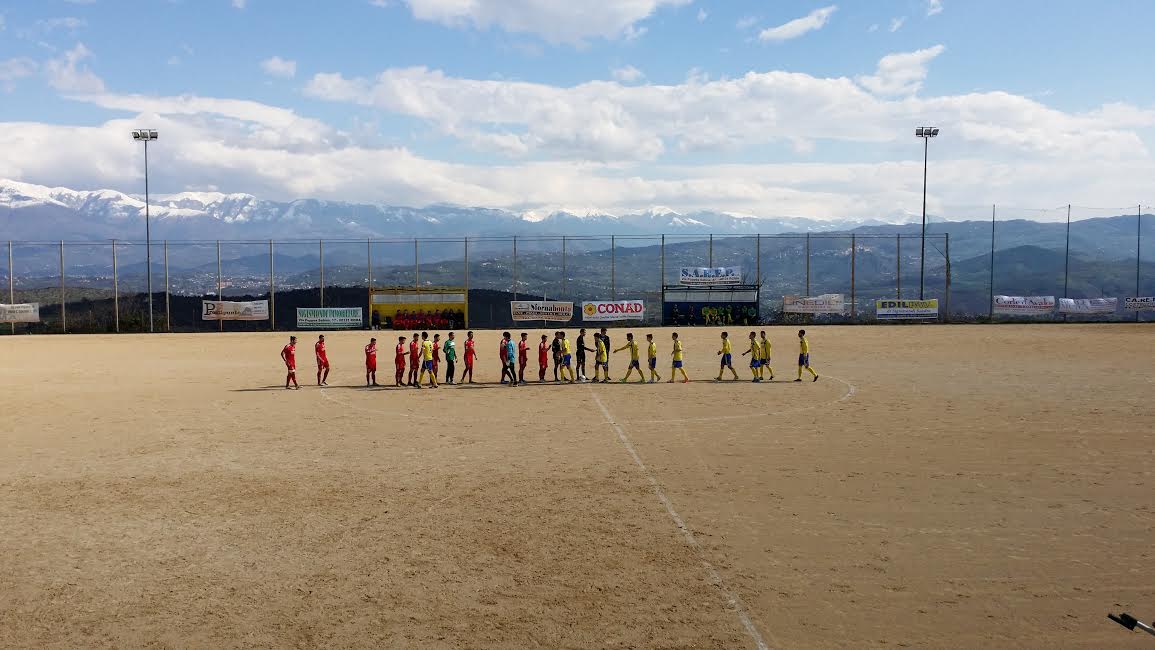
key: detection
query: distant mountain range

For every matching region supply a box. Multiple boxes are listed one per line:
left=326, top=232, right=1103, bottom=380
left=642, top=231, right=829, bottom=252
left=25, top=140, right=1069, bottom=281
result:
left=0, top=178, right=896, bottom=241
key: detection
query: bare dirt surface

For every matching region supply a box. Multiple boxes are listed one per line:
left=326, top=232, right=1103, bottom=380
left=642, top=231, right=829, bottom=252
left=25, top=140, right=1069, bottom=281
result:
left=1, top=325, right=1152, bottom=648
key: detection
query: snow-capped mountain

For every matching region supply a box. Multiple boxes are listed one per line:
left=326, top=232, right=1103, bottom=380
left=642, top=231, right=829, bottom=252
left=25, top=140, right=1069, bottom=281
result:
left=1, top=178, right=887, bottom=241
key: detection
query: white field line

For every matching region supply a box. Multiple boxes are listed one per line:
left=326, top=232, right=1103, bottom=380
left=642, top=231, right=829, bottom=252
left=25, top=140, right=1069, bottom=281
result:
left=589, top=390, right=773, bottom=650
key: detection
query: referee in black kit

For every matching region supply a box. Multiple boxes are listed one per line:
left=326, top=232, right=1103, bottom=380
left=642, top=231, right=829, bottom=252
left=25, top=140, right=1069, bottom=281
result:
left=576, top=328, right=593, bottom=382
left=599, top=327, right=612, bottom=383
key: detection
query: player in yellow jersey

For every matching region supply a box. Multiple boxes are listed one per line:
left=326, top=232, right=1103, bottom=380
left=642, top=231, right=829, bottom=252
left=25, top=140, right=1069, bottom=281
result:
left=416, top=331, right=439, bottom=388
left=645, top=333, right=661, bottom=383
left=559, top=332, right=576, bottom=383
left=715, top=331, right=739, bottom=381
left=592, top=333, right=608, bottom=382
left=741, top=331, right=762, bottom=382
left=668, top=332, right=689, bottom=383
left=615, top=332, right=645, bottom=383
left=759, top=330, right=774, bottom=381
left=796, top=329, right=819, bottom=382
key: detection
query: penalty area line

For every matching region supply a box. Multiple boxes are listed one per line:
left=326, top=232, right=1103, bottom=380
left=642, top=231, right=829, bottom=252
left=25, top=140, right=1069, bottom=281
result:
left=589, top=389, right=773, bottom=650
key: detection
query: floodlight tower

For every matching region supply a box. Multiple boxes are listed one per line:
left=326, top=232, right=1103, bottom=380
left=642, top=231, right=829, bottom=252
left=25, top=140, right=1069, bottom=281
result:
left=915, top=126, right=939, bottom=299
left=132, top=129, right=158, bottom=332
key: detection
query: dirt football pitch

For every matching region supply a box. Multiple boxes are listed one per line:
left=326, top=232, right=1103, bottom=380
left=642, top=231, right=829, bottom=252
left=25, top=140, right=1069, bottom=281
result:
left=1, top=324, right=1153, bottom=648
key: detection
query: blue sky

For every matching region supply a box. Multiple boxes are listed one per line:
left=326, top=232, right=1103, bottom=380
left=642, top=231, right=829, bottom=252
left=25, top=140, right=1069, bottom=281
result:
left=1, top=0, right=1152, bottom=220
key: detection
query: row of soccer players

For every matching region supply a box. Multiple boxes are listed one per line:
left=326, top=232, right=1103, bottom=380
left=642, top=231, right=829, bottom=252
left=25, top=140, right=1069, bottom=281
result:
left=278, top=329, right=819, bottom=389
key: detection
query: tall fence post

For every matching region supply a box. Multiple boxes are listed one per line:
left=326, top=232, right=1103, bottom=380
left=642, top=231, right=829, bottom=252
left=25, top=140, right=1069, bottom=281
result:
left=660, top=234, right=666, bottom=291
left=611, top=235, right=616, bottom=300
left=8, top=240, right=14, bottom=335
left=269, top=240, right=276, bottom=331
left=709, top=234, right=714, bottom=267
left=512, top=236, right=518, bottom=300
left=755, top=234, right=761, bottom=283
left=60, top=240, right=66, bottom=333
left=561, top=236, right=567, bottom=298
left=1063, top=204, right=1071, bottom=299
left=164, top=240, right=171, bottom=332
left=944, top=233, right=951, bottom=323
left=366, top=238, right=372, bottom=329
left=896, top=235, right=902, bottom=299
left=989, top=205, right=996, bottom=321
left=216, top=240, right=223, bottom=332
left=850, top=234, right=857, bottom=320
left=1137, top=204, right=1143, bottom=323
left=112, top=239, right=119, bottom=333
left=318, top=239, right=325, bottom=308
left=463, top=237, right=470, bottom=327
left=805, top=233, right=811, bottom=296
left=414, top=239, right=420, bottom=290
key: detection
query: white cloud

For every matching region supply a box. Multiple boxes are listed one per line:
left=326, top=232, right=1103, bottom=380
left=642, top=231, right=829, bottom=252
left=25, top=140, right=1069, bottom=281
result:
left=232, top=0, right=247, bottom=8
left=867, top=23, right=879, bottom=33
left=696, top=8, right=707, bottom=22
left=857, top=44, right=944, bottom=95
left=0, top=57, right=37, bottom=90
left=44, top=42, right=104, bottom=93
left=611, top=65, right=644, bottom=83
left=735, top=15, right=757, bottom=30
left=0, top=14, right=6, bottom=32
left=926, top=0, right=943, bottom=16
left=759, top=5, right=836, bottom=42
left=260, top=56, right=297, bottom=79
left=167, top=56, right=181, bottom=66
left=402, top=0, right=691, bottom=44
left=889, top=16, right=905, bottom=32
left=30, top=16, right=86, bottom=35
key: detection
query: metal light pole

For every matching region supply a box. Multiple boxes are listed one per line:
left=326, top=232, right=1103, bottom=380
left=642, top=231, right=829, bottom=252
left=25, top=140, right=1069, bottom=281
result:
left=915, top=126, right=939, bottom=299
left=132, top=129, right=158, bottom=332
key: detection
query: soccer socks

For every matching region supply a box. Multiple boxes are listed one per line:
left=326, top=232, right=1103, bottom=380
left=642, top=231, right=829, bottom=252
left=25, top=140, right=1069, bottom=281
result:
left=808, top=366, right=819, bottom=379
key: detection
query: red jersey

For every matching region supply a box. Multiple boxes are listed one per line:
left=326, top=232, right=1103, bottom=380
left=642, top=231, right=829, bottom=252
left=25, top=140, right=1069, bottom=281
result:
left=365, top=343, right=377, bottom=368
left=315, top=340, right=327, bottom=361
left=538, top=340, right=548, bottom=366
left=282, top=343, right=296, bottom=368
left=395, top=343, right=406, bottom=365
left=464, top=339, right=476, bottom=360
left=409, top=339, right=419, bottom=361
left=518, top=339, right=528, bottom=363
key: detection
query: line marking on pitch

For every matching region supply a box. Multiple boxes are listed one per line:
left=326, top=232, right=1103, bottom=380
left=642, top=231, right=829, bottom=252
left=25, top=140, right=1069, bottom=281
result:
left=589, top=389, right=773, bottom=650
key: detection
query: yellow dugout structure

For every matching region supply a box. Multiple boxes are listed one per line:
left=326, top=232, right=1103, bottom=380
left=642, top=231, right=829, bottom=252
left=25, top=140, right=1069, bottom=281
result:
left=369, top=286, right=468, bottom=329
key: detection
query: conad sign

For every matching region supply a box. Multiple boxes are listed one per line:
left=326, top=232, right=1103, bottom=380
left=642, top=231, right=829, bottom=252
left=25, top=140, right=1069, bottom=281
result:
left=582, top=300, right=646, bottom=321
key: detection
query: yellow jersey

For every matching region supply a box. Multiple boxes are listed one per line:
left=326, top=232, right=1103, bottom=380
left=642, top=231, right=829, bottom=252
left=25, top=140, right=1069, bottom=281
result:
left=749, top=339, right=761, bottom=359
left=721, top=338, right=732, bottom=354
left=672, top=340, right=684, bottom=361
left=626, top=340, right=640, bottom=361
left=647, top=341, right=658, bottom=359
left=596, top=339, right=607, bottom=362
left=421, top=339, right=434, bottom=361
left=761, top=338, right=771, bottom=359
left=562, top=338, right=571, bottom=354
left=799, top=337, right=810, bottom=354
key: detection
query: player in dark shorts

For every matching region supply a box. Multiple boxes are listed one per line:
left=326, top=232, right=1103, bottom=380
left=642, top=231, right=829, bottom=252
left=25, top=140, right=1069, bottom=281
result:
left=551, top=331, right=563, bottom=381
left=576, top=328, right=592, bottom=382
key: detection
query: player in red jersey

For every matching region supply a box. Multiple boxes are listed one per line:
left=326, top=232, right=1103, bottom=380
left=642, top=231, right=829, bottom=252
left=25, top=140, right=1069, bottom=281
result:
left=517, top=332, right=529, bottom=384
left=280, top=336, right=300, bottom=390
left=315, top=335, right=330, bottom=386
left=537, top=334, right=549, bottom=382
left=460, top=330, right=477, bottom=384
left=407, top=332, right=420, bottom=386
left=394, top=335, right=407, bottom=387
left=365, top=337, right=378, bottom=387
left=432, top=333, right=442, bottom=377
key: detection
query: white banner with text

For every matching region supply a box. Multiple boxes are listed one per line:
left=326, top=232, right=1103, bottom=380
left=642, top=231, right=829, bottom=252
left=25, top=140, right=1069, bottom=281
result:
left=875, top=299, right=939, bottom=320
left=993, top=296, right=1055, bottom=315
left=1125, top=297, right=1155, bottom=312
left=1058, top=298, right=1118, bottom=314
left=783, top=294, right=846, bottom=314
left=511, top=301, right=574, bottom=322
left=297, top=307, right=363, bottom=329
left=582, top=300, right=646, bottom=321
left=202, top=300, right=270, bottom=321
left=0, top=303, right=40, bottom=323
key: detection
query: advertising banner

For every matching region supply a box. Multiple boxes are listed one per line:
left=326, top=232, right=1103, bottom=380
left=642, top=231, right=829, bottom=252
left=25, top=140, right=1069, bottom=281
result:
left=0, top=303, right=40, bottom=323
left=297, top=307, right=363, bottom=329
left=1057, top=298, right=1117, bottom=314
left=875, top=299, right=939, bottom=320
left=202, top=300, right=269, bottom=321
left=511, top=301, right=574, bottom=322
left=992, top=296, right=1055, bottom=315
left=582, top=300, right=645, bottom=321
left=1124, top=297, right=1155, bottom=312
left=783, top=294, right=846, bottom=314
left=679, top=267, right=742, bottom=286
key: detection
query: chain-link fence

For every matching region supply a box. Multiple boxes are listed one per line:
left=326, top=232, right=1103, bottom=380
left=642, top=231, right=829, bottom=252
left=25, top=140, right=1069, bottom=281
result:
left=2, top=211, right=1151, bottom=334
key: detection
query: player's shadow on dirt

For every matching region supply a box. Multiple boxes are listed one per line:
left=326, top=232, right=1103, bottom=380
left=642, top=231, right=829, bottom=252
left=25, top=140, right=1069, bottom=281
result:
left=230, top=386, right=304, bottom=392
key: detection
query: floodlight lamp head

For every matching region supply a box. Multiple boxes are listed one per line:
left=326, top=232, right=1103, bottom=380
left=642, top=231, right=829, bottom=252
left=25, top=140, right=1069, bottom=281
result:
left=132, top=129, right=159, bottom=140
left=916, top=126, right=940, bottom=138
